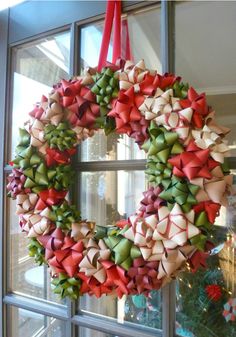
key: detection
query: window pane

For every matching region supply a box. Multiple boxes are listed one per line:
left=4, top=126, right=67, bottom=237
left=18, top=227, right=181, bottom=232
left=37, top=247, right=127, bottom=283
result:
left=8, top=31, right=70, bottom=303
left=79, top=170, right=162, bottom=330
left=8, top=197, right=65, bottom=304
left=80, top=170, right=145, bottom=225
left=80, top=5, right=161, bottom=162
left=78, top=327, right=120, bottom=337
left=80, top=132, right=146, bottom=161
left=175, top=2, right=236, bottom=336
left=10, top=31, right=70, bottom=159
left=7, top=306, right=67, bottom=337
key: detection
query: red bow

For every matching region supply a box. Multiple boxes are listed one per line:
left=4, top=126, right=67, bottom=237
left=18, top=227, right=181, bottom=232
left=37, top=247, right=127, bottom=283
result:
left=7, top=168, right=29, bottom=198
left=180, top=87, right=209, bottom=128
left=108, top=87, right=145, bottom=134
left=78, top=261, right=129, bottom=298
left=193, top=201, right=221, bottom=223
left=46, top=148, right=76, bottom=167
left=55, top=79, right=100, bottom=129
left=139, top=186, right=164, bottom=218
left=35, top=189, right=67, bottom=210
left=189, top=250, right=209, bottom=273
left=48, top=236, right=84, bottom=277
left=168, top=140, right=219, bottom=180
left=29, top=95, right=48, bottom=119
left=38, top=228, right=65, bottom=260
left=127, top=257, right=161, bottom=295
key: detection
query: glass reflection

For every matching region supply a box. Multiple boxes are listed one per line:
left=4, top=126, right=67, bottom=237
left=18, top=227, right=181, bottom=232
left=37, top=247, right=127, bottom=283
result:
left=10, top=31, right=70, bottom=158
left=8, top=31, right=70, bottom=303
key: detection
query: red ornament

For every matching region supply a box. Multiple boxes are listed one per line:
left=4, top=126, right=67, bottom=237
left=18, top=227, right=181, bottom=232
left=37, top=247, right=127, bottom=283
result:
left=205, top=284, right=222, bottom=302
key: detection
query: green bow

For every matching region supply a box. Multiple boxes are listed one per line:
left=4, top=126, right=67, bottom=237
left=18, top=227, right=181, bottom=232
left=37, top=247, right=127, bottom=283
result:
left=195, top=211, right=212, bottom=229
left=44, top=122, right=77, bottom=151
left=91, top=67, right=119, bottom=107
left=146, top=158, right=173, bottom=185
left=50, top=202, right=81, bottom=230
left=13, top=145, right=35, bottom=169
left=142, top=122, right=183, bottom=162
left=91, top=67, right=119, bottom=135
left=28, top=238, right=45, bottom=265
left=95, top=225, right=141, bottom=271
left=190, top=233, right=207, bottom=251
left=159, top=176, right=199, bottom=212
left=190, top=211, right=213, bottom=250
left=18, top=128, right=31, bottom=147
left=22, top=156, right=73, bottom=192
left=172, top=81, right=189, bottom=99
left=52, top=273, right=81, bottom=300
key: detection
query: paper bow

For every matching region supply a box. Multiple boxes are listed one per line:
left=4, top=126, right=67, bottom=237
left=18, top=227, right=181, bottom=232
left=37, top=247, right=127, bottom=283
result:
left=16, top=193, right=38, bottom=215
left=158, top=176, right=199, bottom=212
left=168, top=140, right=219, bottom=180
left=79, top=238, right=111, bottom=283
left=119, top=60, right=150, bottom=92
left=23, top=161, right=73, bottom=192
left=91, top=67, right=119, bottom=106
left=119, top=61, right=180, bottom=93
left=155, top=108, right=193, bottom=141
left=108, top=87, right=145, bottom=135
left=172, top=81, right=189, bottom=99
left=158, top=245, right=194, bottom=279
left=28, top=237, right=45, bottom=265
left=46, top=148, right=76, bottom=167
left=48, top=236, right=84, bottom=277
left=139, top=89, right=192, bottom=139
left=129, top=116, right=149, bottom=145
left=35, top=189, right=67, bottom=210
left=44, top=122, right=77, bottom=151
left=29, top=95, right=48, bottom=120
left=16, top=128, right=31, bottom=147
left=193, top=201, right=221, bottom=224
left=139, top=89, right=175, bottom=118
left=25, top=119, right=46, bottom=151
left=142, top=123, right=184, bottom=162
left=50, top=202, right=81, bottom=230
left=30, top=92, right=64, bottom=125
left=139, top=186, right=165, bottom=217
left=223, top=298, right=236, bottom=322
left=71, top=221, right=95, bottom=241
left=52, top=273, right=81, bottom=300
left=54, top=79, right=100, bottom=129
left=72, top=126, right=95, bottom=143
left=12, top=145, right=35, bottom=170
left=191, top=166, right=233, bottom=206
left=78, top=260, right=129, bottom=298
left=127, top=257, right=161, bottom=295
left=122, top=214, right=164, bottom=261
left=96, top=225, right=141, bottom=270
left=37, top=227, right=65, bottom=260
left=192, top=121, right=230, bottom=164
left=20, top=207, right=54, bottom=238
left=180, top=87, right=209, bottom=128
left=154, top=204, right=200, bottom=249
left=188, top=249, right=209, bottom=273
left=7, top=168, right=28, bottom=198
left=145, top=158, right=173, bottom=186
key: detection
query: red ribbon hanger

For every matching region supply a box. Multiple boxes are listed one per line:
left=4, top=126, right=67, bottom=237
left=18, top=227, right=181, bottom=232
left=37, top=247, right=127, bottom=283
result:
left=98, top=0, right=131, bottom=71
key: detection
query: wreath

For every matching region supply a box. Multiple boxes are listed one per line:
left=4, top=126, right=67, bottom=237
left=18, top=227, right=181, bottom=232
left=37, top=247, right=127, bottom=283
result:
left=7, top=0, right=232, bottom=300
